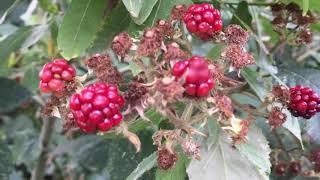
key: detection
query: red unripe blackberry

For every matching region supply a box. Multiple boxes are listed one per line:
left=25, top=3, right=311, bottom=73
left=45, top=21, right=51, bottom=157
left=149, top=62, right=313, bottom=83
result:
left=289, top=161, right=301, bottom=175
left=172, top=56, right=215, bottom=97
left=289, top=86, right=320, bottom=119
left=183, top=3, right=222, bottom=41
left=274, top=163, right=287, bottom=176
left=69, top=83, right=125, bottom=133
left=39, top=59, right=76, bottom=93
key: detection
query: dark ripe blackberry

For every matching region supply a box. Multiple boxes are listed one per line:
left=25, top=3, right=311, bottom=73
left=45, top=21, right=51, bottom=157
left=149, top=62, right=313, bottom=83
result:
left=289, top=86, right=320, bottom=119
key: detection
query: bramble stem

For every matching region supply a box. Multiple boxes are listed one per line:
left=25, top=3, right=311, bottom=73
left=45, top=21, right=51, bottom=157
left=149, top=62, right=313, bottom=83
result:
left=31, top=117, right=55, bottom=180
left=216, top=1, right=273, bottom=6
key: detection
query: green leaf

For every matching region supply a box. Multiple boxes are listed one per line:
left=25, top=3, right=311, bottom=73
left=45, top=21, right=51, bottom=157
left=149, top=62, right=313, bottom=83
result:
left=187, top=131, right=268, bottom=180
left=0, top=26, right=32, bottom=67
left=206, top=44, right=224, bottom=60
left=282, top=108, right=304, bottom=148
left=302, top=0, right=309, bottom=15
left=129, top=108, right=167, bottom=132
left=0, top=78, right=31, bottom=113
left=57, top=0, right=107, bottom=59
left=230, top=1, right=252, bottom=29
left=128, top=61, right=143, bottom=76
left=22, top=67, right=40, bottom=92
left=53, top=131, right=156, bottom=180
left=241, top=67, right=267, bottom=101
left=206, top=116, right=219, bottom=150
left=122, top=0, right=143, bottom=18
left=38, top=0, right=58, bottom=14
left=131, top=0, right=158, bottom=25
left=89, top=3, right=131, bottom=53
left=0, top=140, right=13, bottom=180
left=0, top=0, right=21, bottom=24
left=236, top=125, right=271, bottom=174
left=155, top=153, right=188, bottom=180
left=144, top=0, right=192, bottom=27
left=127, top=152, right=157, bottom=180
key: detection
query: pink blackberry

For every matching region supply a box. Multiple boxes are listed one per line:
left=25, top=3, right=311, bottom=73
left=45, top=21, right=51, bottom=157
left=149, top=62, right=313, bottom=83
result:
left=183, top=3, right=222, bottom=40
left=69, top=83, right=125, bottom=133
left=39, top=59, right=76, bottom=93
left=172, top=56, right=214, bottom=97
left=289, top=85, right=320, bottom=119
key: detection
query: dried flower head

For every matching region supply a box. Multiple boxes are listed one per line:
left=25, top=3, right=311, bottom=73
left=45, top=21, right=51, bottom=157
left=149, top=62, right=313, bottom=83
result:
left=222, top=45, right=255, bottom=69
left=208, top=63, right=224, bottom=82
left=123, top=82, right=148, bottom=105
left=63, top=111, right=76, bottom=131
left=216, top=94, right=234, bottom=118
left=224, top=24, right=249, bottom=45
left=286, top=2, right=300, bottom=13
left=272, top=16, right=286, bottom=28
left=171, top=4, right=186, bottom=20
left=268, top=107, right=287, bottom=128
left=271, top=3, right=286, bottom=12
left=111, top=32, right=133, bottom=58
left=296, top=28, right=313, bottom=44
left=155, top=77, right=185, bottom=102
left=157, top=148, right=178, bottom=170
left=231, top=118, right=250, bottom=144
left=296, top=13, right=316, bottom=26
left=138, top=28, right=163, bottom=57
left=163, top=42, right=187, bottom=62
left=182, top=138, right=200, bottom=158
left=41, top=95, right=60, bottom=117
left=272, top=85, right=290, bottom=105
left=156, top=20, right=174, bottom=38
left=86, top=54, right=123, bottom=84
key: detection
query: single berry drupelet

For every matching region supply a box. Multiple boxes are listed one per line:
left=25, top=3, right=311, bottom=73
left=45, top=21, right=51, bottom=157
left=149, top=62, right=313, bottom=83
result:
left=289, top=86, right=320, bottom=119
left=172, top=56, right=214, bottom=97
left=39, top=59, right=76, bottom=93
left=275, top=163, right=287, bottom=176
left=69, top=83, right=125, bottom=133
left=183, top=3, right=222, bottom=40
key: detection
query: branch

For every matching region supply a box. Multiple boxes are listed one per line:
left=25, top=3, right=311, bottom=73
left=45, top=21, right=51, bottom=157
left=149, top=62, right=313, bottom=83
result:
left=31, top=117, right=55, bottom=180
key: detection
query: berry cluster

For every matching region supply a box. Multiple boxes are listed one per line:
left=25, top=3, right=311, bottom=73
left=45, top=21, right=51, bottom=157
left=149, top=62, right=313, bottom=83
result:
left=183, top=3, right=222, bottom=40
left=39, top=59, right=76, bottom=93
left=69, top=83, right=125, bottom=133
left=289, top=86, right=320, bottom=119
left=172, top=56, right=214, bottom=97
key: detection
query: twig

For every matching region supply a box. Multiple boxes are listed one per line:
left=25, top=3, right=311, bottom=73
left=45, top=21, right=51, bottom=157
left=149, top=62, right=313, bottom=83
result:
left=297, top=46, right=320, bottom=62
left=31, top=117, right=55, bottom=180
left=217, top=1, right=273, bottom=6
